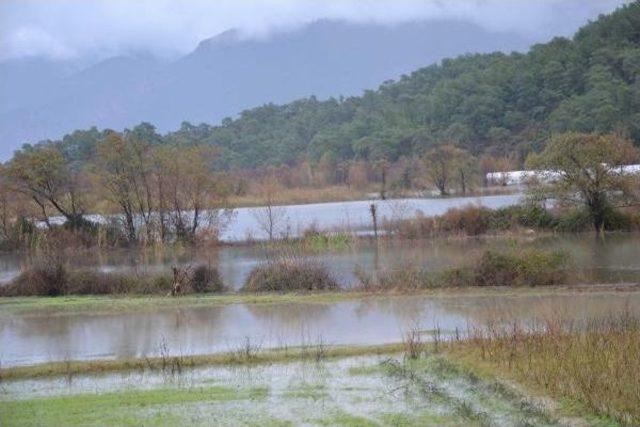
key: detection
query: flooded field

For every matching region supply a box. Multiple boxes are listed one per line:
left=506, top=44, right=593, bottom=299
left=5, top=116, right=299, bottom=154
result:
left=2, top=228, right=639, bottom=424
left=0, top=354, right=571, bottom=426
left=1, top=289, right=638, bottom=367
left=2, top=232, right=640, bottom=288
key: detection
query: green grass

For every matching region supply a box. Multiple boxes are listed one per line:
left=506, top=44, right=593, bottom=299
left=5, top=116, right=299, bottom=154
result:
left=282, top=383, right=328, bottom=400
left=315, top=410, right=379, bottom=426
left=1, top=283, right=636, bottom=315
left=379, top=411, right=462, bottom=426
left=1, top=348, right=611, bottom=426
left=0, top=292, right=361, bottom=315
left=0, top=386, right=269, bottom=427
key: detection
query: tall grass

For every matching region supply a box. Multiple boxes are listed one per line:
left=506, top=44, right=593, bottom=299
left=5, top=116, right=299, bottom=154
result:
left=456, top=313, right=640, bottom=425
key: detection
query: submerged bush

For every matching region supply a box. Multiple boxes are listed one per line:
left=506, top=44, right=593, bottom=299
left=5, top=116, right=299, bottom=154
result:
left=356, top=248, right=572, bottom=290
left=354, top=263, right=432, bottom=291
left=475, top=249, right=570, bottom=286
left=6, top=264, right=68, bottom=296
left=242, top=259, right=339, bottom=292
left=438, top=205, right=493, bottom=236
left=190, top=265, right=224, bottom=293
left=0, top=264, right=225, bottom=297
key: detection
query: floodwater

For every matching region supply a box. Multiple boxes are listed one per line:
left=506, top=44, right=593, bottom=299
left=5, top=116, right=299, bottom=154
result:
left=221, top=193, right=521, bottom=241
left=42, top=193, right=522, bottom=242
left=0, top=354, right=566, bottom=426
left=1, top=233, right=640, bottom=288
left=1, top=290, right=638, bottom=367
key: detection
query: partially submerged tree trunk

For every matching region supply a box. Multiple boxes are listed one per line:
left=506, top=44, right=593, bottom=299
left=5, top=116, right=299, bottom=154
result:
left=587, top=192, right=607, bottom=234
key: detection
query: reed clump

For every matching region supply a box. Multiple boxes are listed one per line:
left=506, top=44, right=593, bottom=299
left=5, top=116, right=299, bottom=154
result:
left=242, top=258, right=339, bottom=292
left=457, top=313, right=640, bottom=425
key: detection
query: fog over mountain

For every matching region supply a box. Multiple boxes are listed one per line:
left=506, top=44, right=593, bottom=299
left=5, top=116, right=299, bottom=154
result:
left=0, top=0, right=629, bottom=159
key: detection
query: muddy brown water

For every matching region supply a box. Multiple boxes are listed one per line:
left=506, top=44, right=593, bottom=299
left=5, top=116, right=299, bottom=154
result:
left=1, top=232, right=640, bottom=367
left=1, top=290, right=638, bottom=367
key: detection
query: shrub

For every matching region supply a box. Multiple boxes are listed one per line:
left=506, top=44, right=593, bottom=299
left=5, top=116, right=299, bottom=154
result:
left=355, top=248, right=571, bottom=290
left=474, top=249, right=570, bottom=286
left=393, top=203, right=640, bottom=238
left=490, top=205, right=558, bottom=230
left=0, top=266, right=223, bottom=297
left=65, top=270, right=130, bottom=295
left=2, top=264, right=68, bottom=296
left=434, top=266, right=476, bottom=287
left=190, top=265, right=224, bottom=293
left=354, top=264, right=431, bottom=291
left=242, top=259, right=339, bottom=292
left=2, top=240, right=70, bottom=296
left=555, top=208, right=592, bottom=232
left=394, top=212, right=437, bottom=239
left=474, top=251, right=523, bottom=286
left=438, top=205, right=492, bottom=236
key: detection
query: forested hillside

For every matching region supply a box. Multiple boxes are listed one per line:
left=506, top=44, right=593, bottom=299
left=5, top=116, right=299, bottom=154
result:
left=12, top=1, right=640, bottom=170
left=0, top=19, right=533, bottom=158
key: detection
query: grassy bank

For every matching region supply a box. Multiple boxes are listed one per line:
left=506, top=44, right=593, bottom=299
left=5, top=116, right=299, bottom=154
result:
left=1, top=283, right=637, bottom=315
left=0, top=292, right=360, bottom=315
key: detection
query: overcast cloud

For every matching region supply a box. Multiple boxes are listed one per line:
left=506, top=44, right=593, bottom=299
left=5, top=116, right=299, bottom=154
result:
left=0, top=0, right=629, bottom=61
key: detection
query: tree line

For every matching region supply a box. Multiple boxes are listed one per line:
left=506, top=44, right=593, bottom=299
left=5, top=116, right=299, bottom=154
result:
left=0, top=129, right=226, bottom=245
left=0, top=127, right=508, bottom=245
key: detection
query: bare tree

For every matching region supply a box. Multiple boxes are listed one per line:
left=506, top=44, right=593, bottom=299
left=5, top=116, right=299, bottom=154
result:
left=252, top=176, right=287, bottom=241
left=7, top=143, right=86, bottom=227
left=95, top=132, right=138, bottom=241
left=155, top=144, right=223, bottom=242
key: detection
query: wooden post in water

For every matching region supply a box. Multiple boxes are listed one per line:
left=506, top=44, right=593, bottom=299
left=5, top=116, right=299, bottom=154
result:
left=370, top=203, right=378, bottom=240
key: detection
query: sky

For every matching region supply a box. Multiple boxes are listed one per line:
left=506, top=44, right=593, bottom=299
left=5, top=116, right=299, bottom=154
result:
left=0, top=0, right=630, bottom=62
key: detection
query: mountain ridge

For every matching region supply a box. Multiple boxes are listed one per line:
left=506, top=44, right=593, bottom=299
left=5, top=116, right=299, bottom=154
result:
left=0, top=19, right=535, bottom=159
